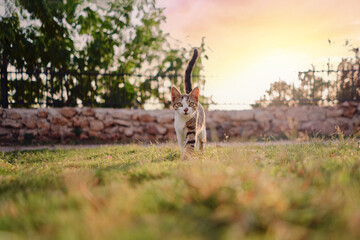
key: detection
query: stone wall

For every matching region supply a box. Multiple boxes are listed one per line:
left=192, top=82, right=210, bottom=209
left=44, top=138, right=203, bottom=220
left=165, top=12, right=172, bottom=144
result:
left=1, top=102, right=360, bottom=145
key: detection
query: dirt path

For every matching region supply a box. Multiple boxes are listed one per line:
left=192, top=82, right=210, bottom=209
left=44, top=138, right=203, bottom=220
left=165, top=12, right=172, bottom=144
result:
left=0, top=140, right=306, bottom=152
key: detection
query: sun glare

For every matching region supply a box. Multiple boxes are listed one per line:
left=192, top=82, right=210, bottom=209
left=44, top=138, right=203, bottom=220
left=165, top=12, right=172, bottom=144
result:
left=157, top=0, right=360, bottom=109
left=207, top=49, right=310, bottom=110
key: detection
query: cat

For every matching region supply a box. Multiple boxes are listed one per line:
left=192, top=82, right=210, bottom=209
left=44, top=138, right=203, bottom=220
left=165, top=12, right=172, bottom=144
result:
left=171, top=48, right=206, bottom=159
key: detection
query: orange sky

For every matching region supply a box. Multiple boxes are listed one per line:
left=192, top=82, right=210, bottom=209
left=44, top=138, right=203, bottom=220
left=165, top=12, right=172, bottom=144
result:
left=157, top=0, right=360, bottom=109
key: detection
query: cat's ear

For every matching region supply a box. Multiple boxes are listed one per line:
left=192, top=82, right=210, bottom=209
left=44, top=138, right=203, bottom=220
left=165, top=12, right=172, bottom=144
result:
left=171, top=87, right=181, bottom=102
left=190, top=87, right=199, bottom=101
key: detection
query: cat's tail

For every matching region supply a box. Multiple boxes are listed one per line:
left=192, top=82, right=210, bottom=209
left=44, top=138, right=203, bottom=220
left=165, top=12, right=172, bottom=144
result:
left=184, top=48, right=199, bottom=94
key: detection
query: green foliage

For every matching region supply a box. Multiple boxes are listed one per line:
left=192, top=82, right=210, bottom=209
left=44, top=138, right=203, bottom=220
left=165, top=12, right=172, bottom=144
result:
left=1, top=0, right=210, bottom=108
left=336, top=53, right=360, bottom=102
left=1, top=142, right=360, bottom=239
left=254, top=49, right=360, bottom=108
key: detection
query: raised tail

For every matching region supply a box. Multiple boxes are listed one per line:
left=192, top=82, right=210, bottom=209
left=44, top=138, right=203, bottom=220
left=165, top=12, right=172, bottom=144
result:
left=184, top=48, right=199, bottom=94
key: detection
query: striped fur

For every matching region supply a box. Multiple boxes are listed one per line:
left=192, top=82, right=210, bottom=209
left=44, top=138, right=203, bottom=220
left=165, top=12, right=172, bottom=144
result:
left=185, top=48, right=199, bottom=94
left=171, top=49, right=206, bottom=159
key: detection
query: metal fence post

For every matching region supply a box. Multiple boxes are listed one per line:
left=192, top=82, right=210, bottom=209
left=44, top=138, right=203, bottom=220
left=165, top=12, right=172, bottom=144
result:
left=0, top=67, right=205, bottom=108
left=1, top=59, right=9, bottom=108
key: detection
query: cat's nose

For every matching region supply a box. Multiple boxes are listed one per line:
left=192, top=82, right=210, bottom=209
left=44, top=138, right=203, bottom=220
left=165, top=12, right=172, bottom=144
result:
left=184, top=108, right=188, bottom=113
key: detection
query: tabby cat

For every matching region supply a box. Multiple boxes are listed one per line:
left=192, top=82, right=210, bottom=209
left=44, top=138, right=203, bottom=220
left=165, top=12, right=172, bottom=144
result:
left=171, top=49, right=206, bottom=159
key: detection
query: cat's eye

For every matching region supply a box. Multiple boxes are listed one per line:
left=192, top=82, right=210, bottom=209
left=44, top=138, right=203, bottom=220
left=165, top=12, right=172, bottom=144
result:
left=189, top=102, right=195, bottom=107
left=177, top=103, right=183, bottom=107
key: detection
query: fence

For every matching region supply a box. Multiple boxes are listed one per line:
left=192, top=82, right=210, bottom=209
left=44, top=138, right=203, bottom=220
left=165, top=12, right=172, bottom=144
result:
left=0, top=66, right=206, bottom=109
left=298, top=69, right=360, bottom=104
left=2, top=66, right=360, bottom=109
left=254, top=68, right=360, bottom=107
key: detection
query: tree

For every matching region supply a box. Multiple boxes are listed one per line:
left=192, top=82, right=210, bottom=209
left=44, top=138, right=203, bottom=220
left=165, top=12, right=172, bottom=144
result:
left=336, top=49, right=360, bottom=102
left=0, top=0, right=210, bottom=108
left=253, top=48, right=360, bottom=108
left=252, top=80, right=294, bottom=108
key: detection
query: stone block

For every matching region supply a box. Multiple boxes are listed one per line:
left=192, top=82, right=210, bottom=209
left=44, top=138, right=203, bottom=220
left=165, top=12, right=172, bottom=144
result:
left=156, top=125, right=167, bottom=135
left=286, top=107, right=309, bottom=122
left=50, top=115, right=70, bottom=126
left=82, top=107, right=95, bottom=116
left=112, top=109, right=132, bottom=120
left=2, top=119, right=22, bottom=128
left=230, top=110, right=254, bottom=121
left=326, top=108, right=344, bottom=118
left=138, top=112, right=156, bottom=122
left=89, top=120, right=104, bottom=131
left=5, top=110, right=21, bottom=120
left=309, top=109, right=326, bottom=121
left=61, top=107, right=77, bottom=118
left=22, top=114, right=38, bottom=129
left=343, top=107, right=357, bottom=118
left=124, top=127, right=134, bottom=137
left=0, top=127, right=11, bottom=136
left=38, top=110, right=48, bottom=118
left=254, top=111, right=273, bottom=122
left=37, top=119, right=51, bottom=130
left=157, top=114, right=174, bottom=124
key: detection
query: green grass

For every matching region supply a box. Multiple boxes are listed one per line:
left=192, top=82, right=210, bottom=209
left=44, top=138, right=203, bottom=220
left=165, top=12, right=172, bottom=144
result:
left=1, top=140, right=360, bottom=240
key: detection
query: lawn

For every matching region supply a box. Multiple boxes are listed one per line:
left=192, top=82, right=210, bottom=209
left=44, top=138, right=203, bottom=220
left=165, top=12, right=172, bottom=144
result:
left=0, top=140, right=360, bottom=240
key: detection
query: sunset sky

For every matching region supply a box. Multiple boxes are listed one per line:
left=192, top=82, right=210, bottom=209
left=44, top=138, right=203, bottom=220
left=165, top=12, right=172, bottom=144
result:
left=157, top=0, right=360, bottom=109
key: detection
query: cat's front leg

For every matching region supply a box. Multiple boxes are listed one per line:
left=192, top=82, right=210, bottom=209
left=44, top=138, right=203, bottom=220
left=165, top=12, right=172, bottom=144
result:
left=182, top=117, right=197, bottom=160
left=198, top=127, right=207, bottom=151
left=183, top=130, right=196, bottom=160
left=176, top=129, right=185, bottom=153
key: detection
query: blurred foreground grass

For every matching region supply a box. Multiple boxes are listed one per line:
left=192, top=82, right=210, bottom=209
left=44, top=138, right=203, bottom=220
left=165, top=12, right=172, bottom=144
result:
left=1, top=140, right=360, bottom=240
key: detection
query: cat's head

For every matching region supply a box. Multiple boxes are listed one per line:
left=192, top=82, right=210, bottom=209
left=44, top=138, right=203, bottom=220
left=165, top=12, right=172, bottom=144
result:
left=171, top=87, right=199, bottom=117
